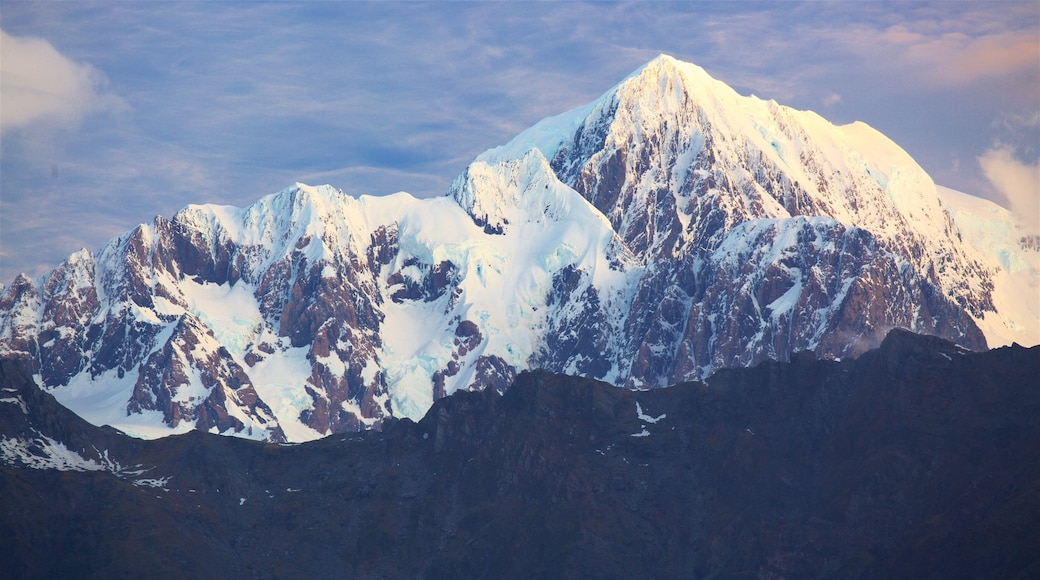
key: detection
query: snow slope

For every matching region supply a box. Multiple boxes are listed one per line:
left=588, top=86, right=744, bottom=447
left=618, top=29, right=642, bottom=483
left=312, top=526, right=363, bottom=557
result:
left=939, top=185, right=1040, bottom=347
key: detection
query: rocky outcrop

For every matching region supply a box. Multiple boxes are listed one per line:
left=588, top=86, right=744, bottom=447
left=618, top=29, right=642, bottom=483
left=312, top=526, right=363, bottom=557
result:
left=127, top=315, right=282, bottom=439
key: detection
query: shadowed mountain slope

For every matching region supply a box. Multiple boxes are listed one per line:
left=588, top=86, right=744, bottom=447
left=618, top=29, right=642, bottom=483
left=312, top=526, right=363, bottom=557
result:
left=2, top=329, right=1038, bottom=578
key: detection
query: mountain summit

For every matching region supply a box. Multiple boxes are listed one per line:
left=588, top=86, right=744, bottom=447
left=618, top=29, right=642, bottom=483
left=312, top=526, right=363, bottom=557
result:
left=1, top=55, right=1034, bottom=441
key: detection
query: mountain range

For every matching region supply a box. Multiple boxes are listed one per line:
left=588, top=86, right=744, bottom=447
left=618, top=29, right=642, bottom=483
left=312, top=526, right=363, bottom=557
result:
left=1, top=55, right=1037, bottom=442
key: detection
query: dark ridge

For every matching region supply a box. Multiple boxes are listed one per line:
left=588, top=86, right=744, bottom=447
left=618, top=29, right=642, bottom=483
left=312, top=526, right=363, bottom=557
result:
left=2, top=330, right=1038, bottom=578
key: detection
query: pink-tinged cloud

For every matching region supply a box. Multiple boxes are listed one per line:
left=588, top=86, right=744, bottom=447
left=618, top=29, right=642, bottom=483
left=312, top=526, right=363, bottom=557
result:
left=978, top=146, right=1040, bottom=234
left=0, top=29, right=124, bottom=134
left=826, top=10, right=1038, bottom=89
left=899, top=30, right=1040, bottom=86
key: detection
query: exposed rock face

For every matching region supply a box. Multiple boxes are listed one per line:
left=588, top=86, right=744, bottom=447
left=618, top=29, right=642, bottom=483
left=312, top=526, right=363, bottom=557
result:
left=127, top=315, right=280, bottom=438
left=2, top=332, right=1038, bottom=577
left=0, top=55, right=1009, bottom=440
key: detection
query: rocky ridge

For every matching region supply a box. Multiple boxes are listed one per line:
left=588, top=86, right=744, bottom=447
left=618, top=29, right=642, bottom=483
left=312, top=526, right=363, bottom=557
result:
left=2, top=330, right=1038, bottom=577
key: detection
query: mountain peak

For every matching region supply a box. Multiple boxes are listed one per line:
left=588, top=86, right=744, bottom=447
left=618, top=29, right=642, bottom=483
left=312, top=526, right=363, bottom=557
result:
left=451, top=147, right=586, bottom=233
left=477, top=55, right=729, bottom=168
left=617, top=54, right=739, bottom=110
left=632, top=53, right=709, bottom=82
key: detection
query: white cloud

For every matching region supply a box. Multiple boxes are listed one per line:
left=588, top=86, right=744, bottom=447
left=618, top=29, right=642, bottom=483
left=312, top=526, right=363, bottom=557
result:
left=978, top=145, right=1040, bottom=234
left=0, top=29, right=124, bottom=134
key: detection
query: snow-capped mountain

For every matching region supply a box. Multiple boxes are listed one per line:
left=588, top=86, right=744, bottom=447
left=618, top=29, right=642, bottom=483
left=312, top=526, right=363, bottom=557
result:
left=1, top=55, right=1033, bottom=442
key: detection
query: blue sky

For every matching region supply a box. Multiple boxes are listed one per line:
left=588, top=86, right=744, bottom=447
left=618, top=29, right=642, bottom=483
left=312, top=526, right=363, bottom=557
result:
left=2, top=1, right=1038, bottom=283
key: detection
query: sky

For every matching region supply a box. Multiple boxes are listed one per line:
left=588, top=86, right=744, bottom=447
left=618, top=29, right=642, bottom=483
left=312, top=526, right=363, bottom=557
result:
left=2, top=1, right=1038, bottom=284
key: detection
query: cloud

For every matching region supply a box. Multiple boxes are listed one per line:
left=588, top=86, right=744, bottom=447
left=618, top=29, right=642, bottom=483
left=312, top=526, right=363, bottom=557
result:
left=0, top=29, right=124, bottom=134
left=978, top=145, right=1040, bottom=233
left=816, top=6, right=1040, bottom=89
left=1, top=2, right=1036, bottom=281
left=886, top=26, right=1039, bottom=86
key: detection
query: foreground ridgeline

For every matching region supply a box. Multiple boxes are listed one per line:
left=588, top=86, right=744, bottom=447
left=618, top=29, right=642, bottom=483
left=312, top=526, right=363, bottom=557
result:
left=1, top=55, right=1035, bottom=440
left=1, top=330, right=1038, bottom=577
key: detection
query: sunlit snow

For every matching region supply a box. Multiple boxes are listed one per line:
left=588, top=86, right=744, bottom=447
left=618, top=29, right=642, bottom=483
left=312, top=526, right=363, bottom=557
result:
left=180, top=279, right=263, bottom=360
left=939, top=186, right=1040, bottom=347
